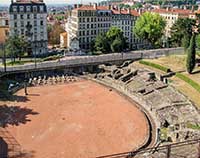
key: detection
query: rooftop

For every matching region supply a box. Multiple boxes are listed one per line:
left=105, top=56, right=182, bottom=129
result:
left=152, top=8, right=194, bottom=15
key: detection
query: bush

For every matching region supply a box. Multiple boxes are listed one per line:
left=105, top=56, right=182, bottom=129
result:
left=139, top=60, right=171, bottom=72
left=42, top=55, right=62, bottom=62
left=175, top=73, right=200, bottom=93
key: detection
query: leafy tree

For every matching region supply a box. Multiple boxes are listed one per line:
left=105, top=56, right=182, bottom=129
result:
left=133, top=12, right=166, bottom=48
left=48, top=22, right=65, bottom=45
left=5, top=35, right=28, bottom=61
left=111, top=37, right=124, bottom=52
left=106, top=26, right=124, bottom=42
left=94, top=33, right=110, bottom=53
left=170, top=18, right=196, bottom=49
left=94, top=27, right=127, bottom=53
left=186, top=34, right=196, bottom=74
left=196, top=34, right=200, bottom=49
left=131, top=2, right=142, bottom=9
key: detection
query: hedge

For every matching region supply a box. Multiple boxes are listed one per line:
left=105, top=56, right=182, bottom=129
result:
left=175, top=73, right=200, bottom=93
left=139, top=60, right=171, bottom=73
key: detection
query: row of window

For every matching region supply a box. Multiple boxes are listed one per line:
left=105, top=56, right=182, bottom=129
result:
left=12, top=5, right=44, bottom=13
left=79, top=23, right=111, bottom=29
left=79, top=17, right=111, bottom=23
left=13, top=14, right=45, bottom=20
left=78, top=11, right=111, bottom=17
left=14, top=20, right=44, bottom=27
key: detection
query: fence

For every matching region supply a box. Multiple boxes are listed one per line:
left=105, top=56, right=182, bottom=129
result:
left=0, top=47, right=184, bottom=74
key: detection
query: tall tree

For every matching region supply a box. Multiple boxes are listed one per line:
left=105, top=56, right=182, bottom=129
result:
left=5, top=36, right=28, bottom=61
left=94, top=33, right=110, bottom=53
left=170, top=18, right=196, bottom=49
left=186, top=34, right=196, bottom=74
left=133, top=12, right=166, bottom=48
left=48, top=22, right=65, bottom=45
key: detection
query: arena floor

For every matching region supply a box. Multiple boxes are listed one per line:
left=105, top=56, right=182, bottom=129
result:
left=4, top=79, right=149, bottom=158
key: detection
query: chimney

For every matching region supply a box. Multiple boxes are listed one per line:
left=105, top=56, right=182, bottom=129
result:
left=138, top=8, right=142, bottom=15
left=198, top=5, right=200, bottom=10
left=108, top=4, right=111, bottom=10
left=191, top=5, right=194, bottom=12
left=127, top=8, right=131, bottom=14
left=184, top=5, right=187, bottom=10
left=166, top=7, right=169, bottom=11
left=74, top=4, right=78, bottom=9
left=93, top=3, right=97, bottom=9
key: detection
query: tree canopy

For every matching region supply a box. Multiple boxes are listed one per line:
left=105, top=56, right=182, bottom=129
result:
left=170, top=18, right=196, bottom=49
left=186, top=34, right=196, bottom=74
left=133, top=12, right=166, bottom=48
left=93, top=27, right=127, bottom=53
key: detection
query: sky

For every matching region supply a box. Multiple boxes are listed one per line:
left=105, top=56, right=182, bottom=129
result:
left=0, top=0, right=99, bottom=5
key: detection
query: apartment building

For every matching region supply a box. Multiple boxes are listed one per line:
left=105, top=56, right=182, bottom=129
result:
left=66, top=4, right=147, bottom=51
left=9, top=0, right=48, bottom=55
left=0, top=15, right=9, bottom=44
left=151, top=8, right=196, bottom=37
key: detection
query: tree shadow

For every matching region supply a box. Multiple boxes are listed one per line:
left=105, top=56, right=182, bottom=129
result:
left=0, top=94, right=30, bottom=102
left=10, top=150, right=36, bottom=158
left=192, top=69, right=200, bottom=74
left=0, top=105, right=39, bottom=127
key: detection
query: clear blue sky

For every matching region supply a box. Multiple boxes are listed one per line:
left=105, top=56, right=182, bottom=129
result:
left=0, top=0, right=99, bottom=5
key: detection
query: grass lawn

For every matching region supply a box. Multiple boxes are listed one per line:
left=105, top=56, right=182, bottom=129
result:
left=134, top=53, right=200, bottom=108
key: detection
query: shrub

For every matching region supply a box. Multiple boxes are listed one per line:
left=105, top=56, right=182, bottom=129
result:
left=139, top=60, right=171, bottom=72
left=175, top=73, right=200, bottom=93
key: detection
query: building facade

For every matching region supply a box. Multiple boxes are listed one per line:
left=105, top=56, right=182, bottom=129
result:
left=151, top=8, right=196, bottom=37
left=66, top=4, right=148, bottom=51
left=0, top=16, right=9, bottom=44
left=9, top=0, right=48, bottom=55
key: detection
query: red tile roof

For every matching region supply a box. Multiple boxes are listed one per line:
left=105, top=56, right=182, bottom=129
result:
left=152, top=8, right=193, bottom=15
left=74, top=5, right=139, bottom=16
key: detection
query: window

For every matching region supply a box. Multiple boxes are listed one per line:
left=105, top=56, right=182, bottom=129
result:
left=14, top=22, right=17, bottom=27
left=13, top=6, right=17, bottom=12
left=40, top=21, right=43, bottom=26
left=19, top=6, right=24, bottom=12
left=34, top=14, right=37, bottom=19
left=26, top=6, right=31, bottom=12
left=20, top=14, right=24, bottom=19
left=39, top=6, right=44, bottom=12
left=14, top=14, right=17, bottom=19
left=21, top=29, right=24, bottom=34
left=34, top=21, right=37, bottom=26
left=33, top=6, right=37, bottom=12
left=27, top=14, right=30, bottom=19
left=21, top=21, right=24, bottom=27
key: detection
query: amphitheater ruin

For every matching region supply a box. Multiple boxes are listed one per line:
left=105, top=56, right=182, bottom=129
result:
left=0, top=56, right=200, bottom=157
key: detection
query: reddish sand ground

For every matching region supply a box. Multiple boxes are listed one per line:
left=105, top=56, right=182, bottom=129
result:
left=5, top=80, right=148, bottom=158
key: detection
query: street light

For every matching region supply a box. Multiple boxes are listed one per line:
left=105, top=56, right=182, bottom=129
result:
left=0, top=43, right=6, bottom=72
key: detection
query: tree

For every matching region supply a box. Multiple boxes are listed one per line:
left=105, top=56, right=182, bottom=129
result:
left=133, top=12, right=166, bottom=48
left=5, top=35, right=28, bottom=61
left=196, top=34, right=200, bottom=49
left=186, top=34, right=196, bottom=74
left=170, top=18, right=196, bottom=49
left=111, top=37, right=124, bottom=52
left=48, top=22, right=65, bottom=45
left=106, top=26, right=124, bottom=42
left=94, top=33, right=110, bottom=53
left=131, top=2, right=142, bottom=9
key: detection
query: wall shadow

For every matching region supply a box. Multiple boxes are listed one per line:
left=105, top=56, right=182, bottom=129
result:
left=0, top=137, right=8, bottom=158
left=0, top=105, right=39, bottom=127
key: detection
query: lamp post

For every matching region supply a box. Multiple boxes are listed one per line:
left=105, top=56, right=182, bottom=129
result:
left=0, top=43, right=6, bottom=72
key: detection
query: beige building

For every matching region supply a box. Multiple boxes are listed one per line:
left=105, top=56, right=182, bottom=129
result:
left=151, top=8, right=196, bottom=37
left=0, top=16, right=9, bottom=44
left=66, top=4, right=148, bottom=51
left=60, top=32, right=68, bottom=48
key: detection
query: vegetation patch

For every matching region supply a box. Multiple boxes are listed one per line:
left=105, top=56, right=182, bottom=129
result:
left=175, top=73, right=200, bottom=93
left=187, top=123, right=200, bottom=130
left=42, top=55, right=62, bottom=62
left=139, top=60, right=171, bottom=72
